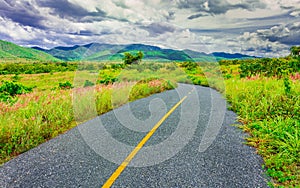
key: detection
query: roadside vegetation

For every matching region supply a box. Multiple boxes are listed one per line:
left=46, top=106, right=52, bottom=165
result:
left=181, top=49, right=300, bottom=187
left=1, top=48, right=299, bottom=187
left=0, top=54, right=184, bottom=164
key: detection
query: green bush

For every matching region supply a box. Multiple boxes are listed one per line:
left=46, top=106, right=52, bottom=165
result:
left=58, top=81, right=73, bottom=89
left=0, top=81, right=33, bottom=102
left=83, top=80, right=95, bottom=87
left=98, top=69, right=120, bottom=85
left=123, top=51, right=143, bottom=65
left=111, top=63, right=125, bottom=69
left=0, top=62, right=78, bottom=75
left=239, top=57, right=300, bottom=78
left=179, top=61, right=198, bottom=70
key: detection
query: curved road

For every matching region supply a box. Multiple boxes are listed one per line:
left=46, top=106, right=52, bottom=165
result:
left=0, top=84, right=269, bottom=187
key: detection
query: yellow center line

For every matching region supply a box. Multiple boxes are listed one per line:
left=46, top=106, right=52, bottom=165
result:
left=102, top=95, right=189, bottom=188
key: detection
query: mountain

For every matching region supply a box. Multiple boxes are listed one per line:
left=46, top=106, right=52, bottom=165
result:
left=0, top=40, right=60, bottom=62
left=35, top=43, right=255, bottom=62
left=211, top=52, right=254, bottom=59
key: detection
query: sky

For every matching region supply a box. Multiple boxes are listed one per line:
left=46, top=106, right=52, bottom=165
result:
left=0, top=0, right=299, bottom=57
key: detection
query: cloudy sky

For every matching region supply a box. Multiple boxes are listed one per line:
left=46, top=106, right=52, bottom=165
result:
left=0, top=0, right=299, bottom=57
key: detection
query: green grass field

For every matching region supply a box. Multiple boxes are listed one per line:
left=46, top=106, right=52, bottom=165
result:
left=0, top=62, right=181, bottom=165
left=181, top=59, right=300, bottom=187
left=0, top=59, right=299, bottom=187
left=225, top=77, right=299, bottom=187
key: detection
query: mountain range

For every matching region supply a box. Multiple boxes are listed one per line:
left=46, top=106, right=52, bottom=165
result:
left=34, top=43, right=255, bottom=62
left=0, top=40, right=255, bottom=62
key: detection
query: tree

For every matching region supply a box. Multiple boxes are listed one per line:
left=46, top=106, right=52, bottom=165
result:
left=123, top=52, right=134, bottom=65
left=137, top=51, right=144, bottom=61
left=290, top=46, right=300, bottom=56
left=123, top=51, right=144, bottom=65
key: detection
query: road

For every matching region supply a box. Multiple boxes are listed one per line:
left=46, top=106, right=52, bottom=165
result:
left=0, top=84, right=269, bottom=187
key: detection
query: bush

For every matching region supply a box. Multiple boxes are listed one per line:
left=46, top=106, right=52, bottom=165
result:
left=239, top=57, right=300, bottom=78
left=83, top=80, right=95, bottom=87
left=98, top=69, right=120, bottom=85
left=179, top=61, right=198, bottom=70
left=0, top=62, right=78, bottom=75
left=123, top=51, right=144, bottom=65
left=58, top=81, right=73, bottom=89
left=0, top=81, right=33, bottom=102
left=111, top=63, right=125, bottom=70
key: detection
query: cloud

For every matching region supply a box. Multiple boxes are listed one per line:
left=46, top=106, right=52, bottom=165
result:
left=255, top=22, right=300, bottom=45
left=0, top=17, right=42, bottom=40
left=141, top=22, right=176, bottom=36
left=0, top=0, right=46, bottom=29
left=36, top=0, right=107, bottom=22
left=187, top=13, right=209, bottom=19
left=290, top=9, right=300, bottom=17
left=0, top=0, right=299, bottom=57
left=176, top=0, right=266, bottom=19
left=238, top=29, right=290, bottom=57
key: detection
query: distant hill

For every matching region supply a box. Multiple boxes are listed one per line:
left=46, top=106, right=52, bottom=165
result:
left=0, top=40, right=60, bottom=62
left=34, top=43, right=255, bottom=62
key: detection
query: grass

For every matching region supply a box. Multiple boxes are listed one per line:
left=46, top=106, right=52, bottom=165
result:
left=225, top=77, right=300, bottom=186
left=181, top=61, right=300, bottom=187
left=0, top=90, right=75, bottom=162
left=0, top=71, right=76, bottom=91
left=1, top=60, right=299, bottom=187
left=0, top=62, right=180, bottom=164
left=0, top=40, right=60, bottom=62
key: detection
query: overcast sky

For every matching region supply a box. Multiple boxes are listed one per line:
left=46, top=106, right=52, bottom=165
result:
left=0, top=0, right=299, bottom=57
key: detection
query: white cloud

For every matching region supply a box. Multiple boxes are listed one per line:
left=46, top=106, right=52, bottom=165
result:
left=0, top=17, right=41, bottom=40
left=238, top=30, right=289, bottom=57
left=0, top=0, right=299, bottom=57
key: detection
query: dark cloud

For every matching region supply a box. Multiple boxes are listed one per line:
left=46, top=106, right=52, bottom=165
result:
left=36, top=0, right=106, bottom=22
left=188, top=13, right=208, bottom=19
left=191, top=25, right=274, bottom=35
left=141, top=22, right=176, bottom=36
left=69, top=29, right=113, bottom=36
left=177, top=0, right=265, bottom=19
left=165, top=11, right=176, bottom=21
left=256, top=22, right=300, bottom=46
left=0, top=1, right=46, bottom=29
left=0, top=0, right=106, bottom=29
left=257, top=46, right=273, bottom=53
left=244, top=47, right=256, bottom=52
left=280, top=5, right=297, bottom=10
left=0, top=0, right=298, bottom=57
left=243, top=46, right=273, bottom=54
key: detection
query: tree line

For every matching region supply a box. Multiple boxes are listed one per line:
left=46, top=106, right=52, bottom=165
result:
left=219, top=46, right=300, bottom=78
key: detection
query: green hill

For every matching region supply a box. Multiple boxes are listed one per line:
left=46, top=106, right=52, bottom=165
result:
left=34, top=43, right=255, bottom=62
left=0, top=40, right=60, bottom=62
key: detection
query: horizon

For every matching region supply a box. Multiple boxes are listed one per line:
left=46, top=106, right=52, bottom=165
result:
left=0, top=0, right=299, bottom=57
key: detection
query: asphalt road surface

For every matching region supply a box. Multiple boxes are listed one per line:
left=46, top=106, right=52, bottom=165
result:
left=0, top=84, right=269, bottom=187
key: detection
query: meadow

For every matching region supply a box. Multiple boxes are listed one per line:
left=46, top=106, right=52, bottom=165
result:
left=182, top=57, right=300, bottom=187
left=0, top=56, right=299, bottom=187
left=0, top=62, right=183, bottom=165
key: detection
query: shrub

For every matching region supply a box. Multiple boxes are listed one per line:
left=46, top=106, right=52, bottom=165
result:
left=11, top=74, right=22, bottom=81
left=123, top=51, right=144, bottom=65
left=0, top=81, right=33, bottom=102
left=83, top=80, right=95, bottom=87
left=98, top=69, right=120, bottom=85
left=58, top=81, right=73, bottom=89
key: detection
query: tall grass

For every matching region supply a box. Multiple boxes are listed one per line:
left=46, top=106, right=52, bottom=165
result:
left=0, top=63, right=178, bottom=164
left=225, top=77, right=300, bottom=186
left=178, top=61, right=300, bottom=186
left=0, top=90, right=74, bottom=163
